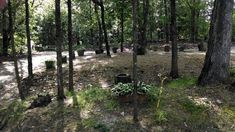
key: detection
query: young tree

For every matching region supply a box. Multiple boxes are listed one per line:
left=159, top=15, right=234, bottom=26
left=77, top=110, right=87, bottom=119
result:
left=55, top=0, right=64, bottom=100
left=67, top=0, right=73, bottom=92
left=163, top=0, right=169, bottom=43
left=1, top=9, right=9, bottom=57
left=94, top=3, right=103, bottom=51
left=25, top=0, right=33, bottom=79
left=198, top=0, right=234, bottom=85
left=8, top=0, right=24, bottom=100
left=132, top=0, right=138, bottom=123
left=170, top=0, right=179, bottom=78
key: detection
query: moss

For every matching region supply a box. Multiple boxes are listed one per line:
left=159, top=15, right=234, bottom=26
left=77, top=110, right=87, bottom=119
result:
left=167, top=76, right=197, bottom=89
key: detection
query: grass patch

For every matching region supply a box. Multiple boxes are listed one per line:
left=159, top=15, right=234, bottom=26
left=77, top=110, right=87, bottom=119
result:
left=221, top=106, right=235, bottom=121
left=81, top=118, right=109, bottom=132
left=230, top=67, right=235, bottom=77
left=167, top=76, right=197, bottom=89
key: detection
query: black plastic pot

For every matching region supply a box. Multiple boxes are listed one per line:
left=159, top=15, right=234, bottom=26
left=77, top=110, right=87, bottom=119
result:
left=95, top=49, right=104, bottom=54
left=112, top=47, right=118, bottom=53
left=77, top=50, right=85, bottom=56
left=115, top=74, right=132, bottom=84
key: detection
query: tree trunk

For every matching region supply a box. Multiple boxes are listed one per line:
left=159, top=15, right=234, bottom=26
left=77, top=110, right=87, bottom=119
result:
left=67, top=0, right=73, bottom=92
left=25, top=0, right=33, bottom=79
left=8, top=0, right=24, bottom=100
left=198, top=0, right=233, bottom=85
left=94, top=4, right=103, bottom=50
left=132, top=0, right=138, bottom=123
left=55, top=0, right=64, bottom=100
left=2, top=9, right=8, bottom=57
left=100, top=0, right=110, bottom=57
left=89, top=0, right=94, bottom=46
left=120, top=0, right=124, bottom=52
left=170, top=0, right=179, bottom=78
left=163, top=0, right=169, bottom=43
left=190, top=0, right=196, bottom=43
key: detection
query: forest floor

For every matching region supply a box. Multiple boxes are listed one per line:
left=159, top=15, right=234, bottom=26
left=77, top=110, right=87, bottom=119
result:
left=0, top=47, right=235, bottom=131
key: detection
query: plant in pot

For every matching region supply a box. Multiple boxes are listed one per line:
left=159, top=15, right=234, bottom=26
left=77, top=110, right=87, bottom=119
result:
left=111, top=82, right=155, bottom=103
left=76, top=45, right=86, bottom=56
left=62, top=56, right=67, bottom=64
left=45, top=60, right=55, bottom=70
left=111, top=43, right=119, bottom=53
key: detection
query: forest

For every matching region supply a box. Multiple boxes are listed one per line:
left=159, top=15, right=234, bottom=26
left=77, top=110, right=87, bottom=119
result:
left=0, top=0, right=235, bottom=131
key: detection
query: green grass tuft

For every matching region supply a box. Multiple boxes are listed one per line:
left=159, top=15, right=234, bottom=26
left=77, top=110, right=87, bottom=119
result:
left=167, top=76, right=197, bottom=89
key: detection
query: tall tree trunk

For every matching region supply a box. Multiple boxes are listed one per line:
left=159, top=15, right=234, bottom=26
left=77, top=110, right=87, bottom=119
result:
left=89, top=0, right=94, bottom=45
left=55, top=0, right=64, bottom=100
left=170, top=0, right=179, bottom=78
left=2, top=9, right=8, bottom=56
left=198, top=0, right=233, bottom=85
left=163, top=0, right=169, bottom=43
left=94, top=4, right=103, bottom=50
left=100, top=0, right=110, bottom=56
left=67, top=0, right=73, bottom=92
left=190, top=0, right=196, bottom=43
left=9, top=0, right=24, bottom=100
left=132, top=0, right=138, bottom=123
left=120, top=0, right=124, bottom=52
left=25, top=0, right=33, bottom=79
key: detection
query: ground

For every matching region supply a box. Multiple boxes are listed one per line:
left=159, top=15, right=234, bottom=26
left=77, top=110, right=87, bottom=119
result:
left=0, top=46, right=235, bottom=131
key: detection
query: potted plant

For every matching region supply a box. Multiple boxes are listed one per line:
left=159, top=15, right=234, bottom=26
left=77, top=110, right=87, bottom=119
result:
left=95, top=49, right=104, bottom=54
left=45, top=60, right=55, bottom=70
left=62, top=56, right=67, bottom=64
left=111, top=82, right=154, bottom=103
left=76, top=45, right=86, bottom=56
left=112, top=47, right=118, bottom=53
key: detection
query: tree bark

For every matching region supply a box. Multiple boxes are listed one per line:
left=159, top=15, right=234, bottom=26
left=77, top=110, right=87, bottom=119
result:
left=190, top=0, right=196, bottom=43
left=120, top=0, right=124, bottom=52
left=132, top=0, right=138, bottom=123
left=198, top=0, right=233, bottom=85
left=25, top=0, right=33, bottom=79
left=163, top=0, right=169, bottom=43
left=100, top=0, right=110, bottom=56
left=1, top=9, right=8, bottom=56
left=94, top=4, right=103, bottom=50
left=8, top=0, right=24, bottom=100
left=55, top=0, right=64, bottom=100
left=170, top=0, right=179, bottom=78
left=67, top=0, right=73, bottom=92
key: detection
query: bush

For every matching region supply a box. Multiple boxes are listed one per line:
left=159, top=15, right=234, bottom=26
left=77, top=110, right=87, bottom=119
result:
left=45, top=60, right=55, bottom=70
left=111, top=82, right=156, bottom=96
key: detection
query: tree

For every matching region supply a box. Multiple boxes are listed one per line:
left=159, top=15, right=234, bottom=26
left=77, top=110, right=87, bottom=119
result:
left=68, top=0, right=73, bottom=92
left=92, top=0, right=111, bottom=57
left=163, top=0, right=169, bottom=43
left=198, top=0, right=234, bottom=86
left=132, top=0, right=138, bottom=123
left=120, top=0, right=124, bottom=52
left=94, top=3, right=103, bottom=51
left=170, top=0, right=179, bottom=78
left=1, top=8, right=9, bottom=57
left=25, top=0, right=33, bottom=79
left=55, top=0, right=64, bottom=100
left=8, top=0, right=24, bottom=100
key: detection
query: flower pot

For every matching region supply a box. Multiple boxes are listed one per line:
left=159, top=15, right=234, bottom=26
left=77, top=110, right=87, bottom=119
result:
left=137, top=47, right=146, bottom=55
left=45, top=61, right=55, bottom=70
left=77, top=50, right=85, bottom=56
left=164, top=45, right=170, bottom=52
left=115, top=74, right=132, bottom=84
left=62, top=56, right=67, bottom=64
left=95, top=49, right=104, bottom=54
left=112, top=47, right=118, bottom=53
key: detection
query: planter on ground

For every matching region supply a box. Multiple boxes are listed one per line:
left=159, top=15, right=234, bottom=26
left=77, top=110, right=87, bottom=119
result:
left=164, top=45, right=170, bottom=52
left=95, top=49, right=104, bottom=54
left=77, top=50, right=85, bottom=56
left=115, top=74, right=132, bottom=84
left=117, top=94, right=148, bottom=104
left=112, top=47, right=118, bottom=53
left=62, top=56, right=67, bottom=64
left=137, top=47, right=146, bottom=55
left=45, top=61, right=55, bottom=70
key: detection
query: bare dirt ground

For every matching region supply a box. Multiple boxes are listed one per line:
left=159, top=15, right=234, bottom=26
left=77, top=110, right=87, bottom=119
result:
left=0, top=48, right=235, bottom=131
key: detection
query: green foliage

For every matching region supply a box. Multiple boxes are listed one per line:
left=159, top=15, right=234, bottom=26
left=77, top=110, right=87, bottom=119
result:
left=82, top=118, right=109, bottom=131
left=111, top=83, right=156, bottom=96
left=230, top=67, right=235, bottom=77
left=77, top=86, right=109, bottom=108
left=45, top=60, right=55, bottom=70
left=167, top=76, right=197, bottom=89
left=154, top=110, right=168, bottom=123
left=181, top=98, right=208, bottom=114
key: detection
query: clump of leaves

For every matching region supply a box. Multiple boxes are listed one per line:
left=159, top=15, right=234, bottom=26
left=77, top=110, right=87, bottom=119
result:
left=154, top=110, right=168, bottom=123
left=111, top=82, right=155, bottom=96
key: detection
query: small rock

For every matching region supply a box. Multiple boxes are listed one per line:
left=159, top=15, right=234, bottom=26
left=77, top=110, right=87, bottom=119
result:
left=216, top=99, right=222, bottom=105
left=121, top=112, right=125, bottom=116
